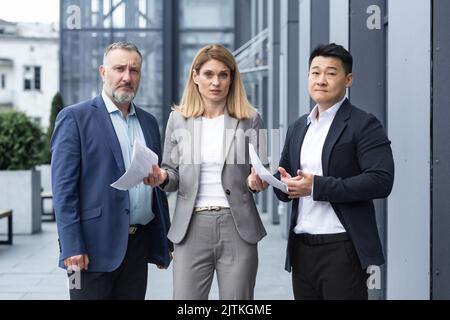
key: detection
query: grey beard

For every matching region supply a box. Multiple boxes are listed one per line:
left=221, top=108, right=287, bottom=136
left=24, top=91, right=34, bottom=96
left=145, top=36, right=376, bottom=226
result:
left=112, top=91, right=135, bottom=104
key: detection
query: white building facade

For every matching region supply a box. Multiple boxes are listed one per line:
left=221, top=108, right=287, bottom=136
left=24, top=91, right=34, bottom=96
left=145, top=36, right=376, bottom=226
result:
left=0, top=19, right=59, bottom=129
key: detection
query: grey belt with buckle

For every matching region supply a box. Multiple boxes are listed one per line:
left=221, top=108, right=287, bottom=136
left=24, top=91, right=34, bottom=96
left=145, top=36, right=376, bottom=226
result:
left=194, top=206, right=230, bottom=213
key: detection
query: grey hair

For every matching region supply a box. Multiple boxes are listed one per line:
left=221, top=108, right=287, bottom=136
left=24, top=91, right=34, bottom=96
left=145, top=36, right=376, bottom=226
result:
left=103, top=41, right=143, bottom=65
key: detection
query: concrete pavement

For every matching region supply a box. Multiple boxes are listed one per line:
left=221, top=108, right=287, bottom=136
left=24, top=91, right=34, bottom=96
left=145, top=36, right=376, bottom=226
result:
left=0, top=193, right=292, bottom=300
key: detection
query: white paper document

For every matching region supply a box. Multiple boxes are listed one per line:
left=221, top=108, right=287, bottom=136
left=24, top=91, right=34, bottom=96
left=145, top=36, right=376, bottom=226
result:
left=111, top=140, right=159, bottom=191
left=249, top=144, right=289, bottom=193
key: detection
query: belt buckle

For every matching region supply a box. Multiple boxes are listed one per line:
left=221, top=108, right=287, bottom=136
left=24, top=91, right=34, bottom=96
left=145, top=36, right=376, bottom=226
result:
left=129, top=225, right=138, bottom=235
left=194, top=206, right=220, bottom=213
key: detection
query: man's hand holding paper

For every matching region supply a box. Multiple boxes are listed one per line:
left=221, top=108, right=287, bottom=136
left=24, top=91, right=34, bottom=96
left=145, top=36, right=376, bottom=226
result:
left=111, top=140, right=159, bottom=190
left=143, top=164, right=168, bottom=187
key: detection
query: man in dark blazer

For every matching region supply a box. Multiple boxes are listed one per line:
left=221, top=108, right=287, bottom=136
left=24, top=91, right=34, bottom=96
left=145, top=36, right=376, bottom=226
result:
left=51, top=42, right=171, bottom=300
left=273, top=43, right=394, bottom=299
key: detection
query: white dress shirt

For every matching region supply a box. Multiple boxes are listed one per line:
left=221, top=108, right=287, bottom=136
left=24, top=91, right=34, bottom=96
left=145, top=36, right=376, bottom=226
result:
left=102, top=91, right=154, bottom=225
left=294, top=97, right=347, bottom=235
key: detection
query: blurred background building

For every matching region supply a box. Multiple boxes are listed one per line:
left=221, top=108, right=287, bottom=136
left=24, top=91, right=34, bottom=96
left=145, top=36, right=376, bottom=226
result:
left=59, top=0, right=236, bottom=133
left=56, top=0, right=450, bottom=300
left=0, top=19, right=58, bottom=128
left=0, top=0, right=448, bottom=300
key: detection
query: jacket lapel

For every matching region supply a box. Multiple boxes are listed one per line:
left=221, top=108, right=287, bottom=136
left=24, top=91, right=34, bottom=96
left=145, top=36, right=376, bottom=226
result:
left=188, top=115, right=202, bottom=183
left=221, top=108, right=239, bottom=171
left=288, top=119, right=309, bottom=231
left=291, top=120, right=309, bottom=175
left=321, top=98, right=351, bottom=176
left=92, top=95, right=126, bottom=173
left=135, top=107, right=156, bottom=155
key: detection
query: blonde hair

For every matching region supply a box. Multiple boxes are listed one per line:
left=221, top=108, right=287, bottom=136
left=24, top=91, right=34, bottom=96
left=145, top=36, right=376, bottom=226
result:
left=174, top=44, right=255, bottom=119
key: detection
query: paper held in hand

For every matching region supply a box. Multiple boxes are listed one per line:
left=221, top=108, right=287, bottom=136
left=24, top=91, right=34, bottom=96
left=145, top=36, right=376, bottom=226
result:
left=248, top=144, right=289, bottom=193
left=111, top=140, right=159, bottom=191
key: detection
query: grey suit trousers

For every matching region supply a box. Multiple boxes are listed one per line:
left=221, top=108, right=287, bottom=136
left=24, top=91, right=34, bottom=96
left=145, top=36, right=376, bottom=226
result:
left=173, top=209, right=258, bottom=300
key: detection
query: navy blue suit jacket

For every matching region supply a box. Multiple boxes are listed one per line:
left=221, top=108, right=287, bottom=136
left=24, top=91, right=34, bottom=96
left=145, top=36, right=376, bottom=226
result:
left=274, top=99, right=394, bottom=271
left=51, top=95, right=172, bottom=272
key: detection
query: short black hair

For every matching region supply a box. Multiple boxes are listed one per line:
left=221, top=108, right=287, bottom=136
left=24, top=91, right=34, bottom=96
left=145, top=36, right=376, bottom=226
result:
left=309, top=43, right=353, bottom=75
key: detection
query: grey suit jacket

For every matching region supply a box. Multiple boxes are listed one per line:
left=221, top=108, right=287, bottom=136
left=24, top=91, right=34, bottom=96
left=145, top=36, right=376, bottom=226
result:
left=161, top=108, right=268, bottom=245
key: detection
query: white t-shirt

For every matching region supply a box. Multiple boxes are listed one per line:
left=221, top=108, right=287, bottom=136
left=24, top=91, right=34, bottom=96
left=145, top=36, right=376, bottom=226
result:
left=194, top=115, right=230, bottom=208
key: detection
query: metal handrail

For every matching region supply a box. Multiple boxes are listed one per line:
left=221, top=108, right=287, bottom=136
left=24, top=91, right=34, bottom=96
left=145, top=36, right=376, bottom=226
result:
left=233, top=28, right=269, bottom=57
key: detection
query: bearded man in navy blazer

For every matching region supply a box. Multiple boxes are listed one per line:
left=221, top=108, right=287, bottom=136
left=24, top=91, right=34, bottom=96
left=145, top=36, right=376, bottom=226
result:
left=51, top=41, right=172, bottom=300
left=273, top=43, right=394, bottom=300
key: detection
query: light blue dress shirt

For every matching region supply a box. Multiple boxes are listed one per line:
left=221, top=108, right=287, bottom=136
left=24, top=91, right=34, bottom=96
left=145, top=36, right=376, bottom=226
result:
left=102, top=91, right=154, bottom=225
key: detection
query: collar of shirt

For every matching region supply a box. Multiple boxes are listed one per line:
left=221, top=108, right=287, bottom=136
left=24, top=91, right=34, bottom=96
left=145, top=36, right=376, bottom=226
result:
left=307, top=96, right=347, bottom=125
left=101, top=90, right=136, bottom=117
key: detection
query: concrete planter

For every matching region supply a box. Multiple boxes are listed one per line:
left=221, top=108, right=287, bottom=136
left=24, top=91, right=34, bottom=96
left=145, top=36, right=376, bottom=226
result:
left=36, top=164, right=53, bottom=219
left=36, top=164, right=52, bottom=192
left=0, top=169, right=41, bottom=234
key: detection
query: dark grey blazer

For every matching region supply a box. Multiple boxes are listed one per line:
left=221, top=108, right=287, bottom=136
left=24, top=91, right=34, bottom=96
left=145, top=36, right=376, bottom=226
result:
left=161, top=108, right=268, bottom=244
left=274, top=98, right=394, bottom=271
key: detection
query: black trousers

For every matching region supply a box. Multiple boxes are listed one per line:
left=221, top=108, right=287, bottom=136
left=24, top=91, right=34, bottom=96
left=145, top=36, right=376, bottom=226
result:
left=68, top=223, right=151, bottom=300
left=291, top=233, right=369, bottom=300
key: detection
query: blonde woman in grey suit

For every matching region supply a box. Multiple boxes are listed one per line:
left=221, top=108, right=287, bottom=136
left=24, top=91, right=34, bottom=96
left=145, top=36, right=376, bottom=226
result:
left=144, top=44, right=269, bottom=300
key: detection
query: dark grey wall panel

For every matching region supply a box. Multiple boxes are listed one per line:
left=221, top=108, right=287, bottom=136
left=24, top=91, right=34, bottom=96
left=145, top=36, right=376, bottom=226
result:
left=235, top=0, right=252, bottom=47
left=286, top=0, right=299, bottom=125
left=310, top=0, right=329, bottom=50
left=349, top=0, right=386, bottom=123
left=310, top=0, right=329, bottom=109
left=432, top=0, right=450, bottom=300
left=163, top=0, right=175, bottom=134
left=349, top=0, right=387, bottom=300
left=268, top=0, right=281, bottom=224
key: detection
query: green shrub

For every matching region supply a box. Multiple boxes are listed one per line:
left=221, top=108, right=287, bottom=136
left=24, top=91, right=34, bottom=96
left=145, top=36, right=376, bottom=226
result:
left=41, top=92, right=65, bottom=164
left=0, top=111, right=43, bottom=170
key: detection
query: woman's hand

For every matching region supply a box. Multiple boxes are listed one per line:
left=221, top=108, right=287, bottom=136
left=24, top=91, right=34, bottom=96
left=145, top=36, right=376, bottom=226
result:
left=143, top=165, right=168, bottom=187
left=247, top=167, right=269, bottom=192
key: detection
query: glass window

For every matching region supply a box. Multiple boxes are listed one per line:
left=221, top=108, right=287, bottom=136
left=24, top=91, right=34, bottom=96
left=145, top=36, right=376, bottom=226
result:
left=23, top=66, right=41, bottom=91
left=34, top=67, right=41, bottom=90
left=111, top=0, right=125, bottom=29
left=177, top=0, right=235, bottom=100
left=1, top=74, right=5, bottom=89
left=178, top=32, right=234, bottom=97
left=180, top=0, right=234, bottom=29
left=60, top=0, right=164, bottom=126
left=24, top=66, right=33, bottom=90
left=91, top=0, right=100, bottom=26
left=59, top=0, right=164, bottom=29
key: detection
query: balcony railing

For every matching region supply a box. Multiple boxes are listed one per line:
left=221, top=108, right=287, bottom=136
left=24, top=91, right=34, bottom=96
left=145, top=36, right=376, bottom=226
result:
left=233, top=28, right=269, bottom=73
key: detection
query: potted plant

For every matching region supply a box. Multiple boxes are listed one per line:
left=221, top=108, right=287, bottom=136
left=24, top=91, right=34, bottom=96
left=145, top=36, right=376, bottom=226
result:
left=0, top=111, right=43, bottom=234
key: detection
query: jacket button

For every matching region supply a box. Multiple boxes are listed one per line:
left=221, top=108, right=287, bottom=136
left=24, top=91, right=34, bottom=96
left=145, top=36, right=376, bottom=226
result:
left=226, top=189, right=231, bottom=195
left=125, top=209, right=130, bottom=214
